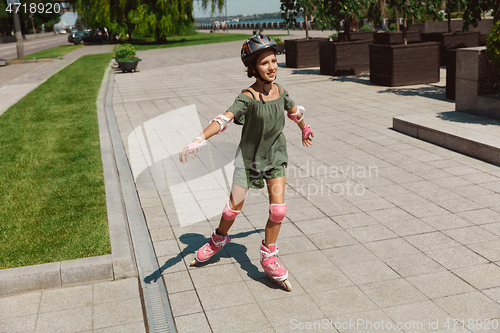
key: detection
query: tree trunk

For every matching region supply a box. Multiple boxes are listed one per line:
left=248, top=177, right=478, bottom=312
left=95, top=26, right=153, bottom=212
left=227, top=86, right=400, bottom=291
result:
left=403, top=17, right=407, bottom=45
left=493, top=0, right=499, bottom=23
left=447, top=0, right=452, bottom=33
left=304, top=10, right=309, bottom=38
left=344, top=13, right=351, bottom=41
left=394, top=7, right=400, bottom=32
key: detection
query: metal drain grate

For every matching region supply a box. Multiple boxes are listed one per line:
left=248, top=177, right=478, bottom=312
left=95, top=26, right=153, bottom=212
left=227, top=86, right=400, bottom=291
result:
left=104, top=70, right=177, bottom=333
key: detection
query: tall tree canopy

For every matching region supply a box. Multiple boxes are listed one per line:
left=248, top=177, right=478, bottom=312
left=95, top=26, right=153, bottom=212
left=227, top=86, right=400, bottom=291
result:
left=314, top=0, right=362, bottom=40
left=75, top=0, right=224, bottom=41
left=280, top=0, right=316, bottom=38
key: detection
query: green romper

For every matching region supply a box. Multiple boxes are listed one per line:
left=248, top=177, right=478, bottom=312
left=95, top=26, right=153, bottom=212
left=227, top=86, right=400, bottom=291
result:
left=228, top=83, right=296, bottom=189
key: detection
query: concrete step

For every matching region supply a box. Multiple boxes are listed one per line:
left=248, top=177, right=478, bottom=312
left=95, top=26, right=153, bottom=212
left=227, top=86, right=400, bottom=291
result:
left=393, top=111, right=500, bottom=166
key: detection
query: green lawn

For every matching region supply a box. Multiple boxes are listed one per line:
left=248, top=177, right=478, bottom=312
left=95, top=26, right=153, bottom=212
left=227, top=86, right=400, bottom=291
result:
left=130, top=32, right=289, bottom=51
left=14, top=44, right=85, bottom=60
left=0, top=53, right=112, bottom=269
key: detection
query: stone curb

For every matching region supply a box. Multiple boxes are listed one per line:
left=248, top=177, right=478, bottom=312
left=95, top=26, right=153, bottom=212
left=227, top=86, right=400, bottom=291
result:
left=393, top=113, right=500, bottom=166
left=0, top=59, right=137, bottom=296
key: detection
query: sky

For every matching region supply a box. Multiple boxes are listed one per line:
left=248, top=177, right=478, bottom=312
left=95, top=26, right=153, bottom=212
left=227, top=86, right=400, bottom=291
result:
left=192, top=0, right=282, bottom=18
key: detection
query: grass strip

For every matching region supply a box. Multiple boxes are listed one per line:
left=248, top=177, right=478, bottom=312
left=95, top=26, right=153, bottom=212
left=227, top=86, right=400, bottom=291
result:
left=13, top=44, right=85, bottom=61
left=0, top=53, right=112, bottom=269
left=131, top=32, right=289, bottom=51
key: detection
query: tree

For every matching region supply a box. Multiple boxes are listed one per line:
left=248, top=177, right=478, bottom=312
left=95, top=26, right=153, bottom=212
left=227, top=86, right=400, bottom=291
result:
left=200, top=0, right=224, bottom=17
left=130, top=0, right=194, bottom=42
left=280, top=0, right=317, bottom=38
left=75, top=0, right=111, bottom=31
left=314, top=0, right=362, bottom=41
left=445, top=0, right=467, bottom=32
left=1, top=1, right=61, bottom=34
left=462, top=0, right=499, bottom=31
left=386, top=0, right=444, bottom=44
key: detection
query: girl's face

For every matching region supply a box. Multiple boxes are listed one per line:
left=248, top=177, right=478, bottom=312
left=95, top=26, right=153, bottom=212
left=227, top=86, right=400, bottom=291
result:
left=254, top=49, right=278, bottom=82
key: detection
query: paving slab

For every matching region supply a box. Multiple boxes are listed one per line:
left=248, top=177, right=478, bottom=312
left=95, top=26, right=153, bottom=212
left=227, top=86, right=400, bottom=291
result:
left=0, top=278, right=146, bottom=333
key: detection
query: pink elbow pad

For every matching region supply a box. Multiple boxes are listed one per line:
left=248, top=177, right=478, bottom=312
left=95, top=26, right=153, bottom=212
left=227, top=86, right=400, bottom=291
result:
left=287, top=106, right=305, bottom=124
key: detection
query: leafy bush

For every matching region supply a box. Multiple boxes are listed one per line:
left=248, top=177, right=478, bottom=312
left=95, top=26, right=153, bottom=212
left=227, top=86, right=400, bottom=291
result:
left=360, top=25, right=372, bottom=31
left=115, top=44, right=136, bottom=59
left=389, top=23, right=397, bottom=31
left=486, top=20, right=500, bottom=69
left=116, top=55, right=142, bottom=62
left=274, top=37, right=284, bottom=45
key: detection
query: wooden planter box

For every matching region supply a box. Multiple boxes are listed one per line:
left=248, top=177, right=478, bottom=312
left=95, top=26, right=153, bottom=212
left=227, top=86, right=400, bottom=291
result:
left=374, top=31, right=422, bottom=45
left=446, top=49, right=457, bottom=99
left=369, top=42, right=440, bottom=87
left=319, top=39, right=372, bottom=76
left=285, top=38, right=329, bottom=68
left=338, top=31, right=374, bottom=42
left=277, top=44, right=285, bottom=55
left=421, top=31, right=480, bottom=66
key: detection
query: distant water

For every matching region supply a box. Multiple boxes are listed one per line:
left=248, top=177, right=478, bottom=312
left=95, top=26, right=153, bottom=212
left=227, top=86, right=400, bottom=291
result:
left=198, top=17, right=304, bottom=27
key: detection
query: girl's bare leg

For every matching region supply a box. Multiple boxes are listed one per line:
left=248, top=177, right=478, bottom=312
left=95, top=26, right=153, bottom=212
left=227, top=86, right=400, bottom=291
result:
left=264, top=176, right=285, bottom=247
left=216, top=183, right=248, bottom=236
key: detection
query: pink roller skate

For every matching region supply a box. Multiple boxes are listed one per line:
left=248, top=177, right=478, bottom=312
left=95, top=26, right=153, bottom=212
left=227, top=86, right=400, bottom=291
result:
left=260, top=242, right=292, bottom=291
left=190, top=230, right=230, bottom=266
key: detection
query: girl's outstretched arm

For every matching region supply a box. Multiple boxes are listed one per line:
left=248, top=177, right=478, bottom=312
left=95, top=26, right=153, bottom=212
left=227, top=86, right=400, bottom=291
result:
left=179, top=111, right=235, bottom=163
left=286, top=105, right=314, bottom=147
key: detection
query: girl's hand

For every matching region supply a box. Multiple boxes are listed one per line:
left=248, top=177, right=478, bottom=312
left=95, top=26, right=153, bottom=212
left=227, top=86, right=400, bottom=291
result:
left=302, top=130, right=313, bottom=147
left=179, top=140, right=203, bottom=163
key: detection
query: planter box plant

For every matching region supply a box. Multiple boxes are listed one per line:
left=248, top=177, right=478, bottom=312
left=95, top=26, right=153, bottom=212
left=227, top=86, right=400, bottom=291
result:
left=369, top=42, right=440, bottom=86
left=274, top=37, right=285, bottom=54
left=285, top=37, right=329, bottom=68
left=338, top=31, right=374, bottom=41
left=421, top=31, right=480, bottom=66
left=373, top=31, right=422, bottom=45
left=115, top=43, right=141, bottom=73
left=319, top=39, right=372, bottom=75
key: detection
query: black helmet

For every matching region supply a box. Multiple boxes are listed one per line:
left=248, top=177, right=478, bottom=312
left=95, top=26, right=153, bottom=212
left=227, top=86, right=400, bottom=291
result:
left=241, top=34, right=279, bottom=66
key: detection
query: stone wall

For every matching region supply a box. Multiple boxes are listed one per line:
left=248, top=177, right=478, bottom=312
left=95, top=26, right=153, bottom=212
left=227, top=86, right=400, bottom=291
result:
left=456, top=47, right=500, bottom=120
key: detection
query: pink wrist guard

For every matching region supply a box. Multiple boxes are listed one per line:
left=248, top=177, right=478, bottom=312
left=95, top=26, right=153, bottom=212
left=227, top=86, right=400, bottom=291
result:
left=302, top=125, right=311, bottom=139
left=187, top=137, right=205, bottom=154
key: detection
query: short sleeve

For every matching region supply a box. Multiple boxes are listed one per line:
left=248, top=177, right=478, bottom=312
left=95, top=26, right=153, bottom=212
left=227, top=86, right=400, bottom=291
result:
left=227, top=94, right=248, bottom=126
left=282, top=88, right=295, bottom=110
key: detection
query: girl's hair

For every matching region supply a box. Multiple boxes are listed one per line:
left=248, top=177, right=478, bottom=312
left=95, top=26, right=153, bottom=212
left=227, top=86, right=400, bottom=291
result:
left=246, top=49, right=277, bottom=78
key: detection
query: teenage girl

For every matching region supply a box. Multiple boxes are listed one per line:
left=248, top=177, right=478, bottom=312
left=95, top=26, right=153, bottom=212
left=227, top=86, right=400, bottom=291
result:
left=179, top=34, right=313, bottom=291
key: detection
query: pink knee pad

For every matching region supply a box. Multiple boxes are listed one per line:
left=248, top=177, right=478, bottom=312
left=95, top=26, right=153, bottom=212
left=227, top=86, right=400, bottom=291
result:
left=269, top=204, right=287, bottom=223
left=222, top=201, right=240, bottom=221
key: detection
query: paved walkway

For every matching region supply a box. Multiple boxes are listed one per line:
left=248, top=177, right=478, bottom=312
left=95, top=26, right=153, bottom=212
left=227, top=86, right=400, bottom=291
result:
left=1, top=34, right=500, bottom=333
left=0, top=44, right=113, bottom=116
left=113, top=39, right=500, bottom=332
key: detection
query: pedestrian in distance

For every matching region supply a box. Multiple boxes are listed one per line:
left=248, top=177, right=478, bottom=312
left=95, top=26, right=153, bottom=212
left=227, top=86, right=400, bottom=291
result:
left=179, top=34, right=314, bottom=291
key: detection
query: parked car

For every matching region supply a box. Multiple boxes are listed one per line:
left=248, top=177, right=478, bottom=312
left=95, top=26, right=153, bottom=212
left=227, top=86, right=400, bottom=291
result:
left=68, top=31, right=86, bottom=44
left=82, top=33, right=105, bottom=44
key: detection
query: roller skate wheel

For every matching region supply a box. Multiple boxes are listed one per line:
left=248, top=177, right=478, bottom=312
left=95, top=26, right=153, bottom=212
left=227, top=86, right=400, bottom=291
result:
left=281, top=280, right=292, bottom=292
left=190, top=258, right=199, bottom=266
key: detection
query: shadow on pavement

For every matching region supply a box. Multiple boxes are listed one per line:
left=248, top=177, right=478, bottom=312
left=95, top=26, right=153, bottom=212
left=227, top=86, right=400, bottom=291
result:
left=378, top=85, right=450, bottom=102
left=329, top=73, right=375, bottom=86
left=144, top=228, right=283, bottom=289
left=436, top=111, right=500, bottom=125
